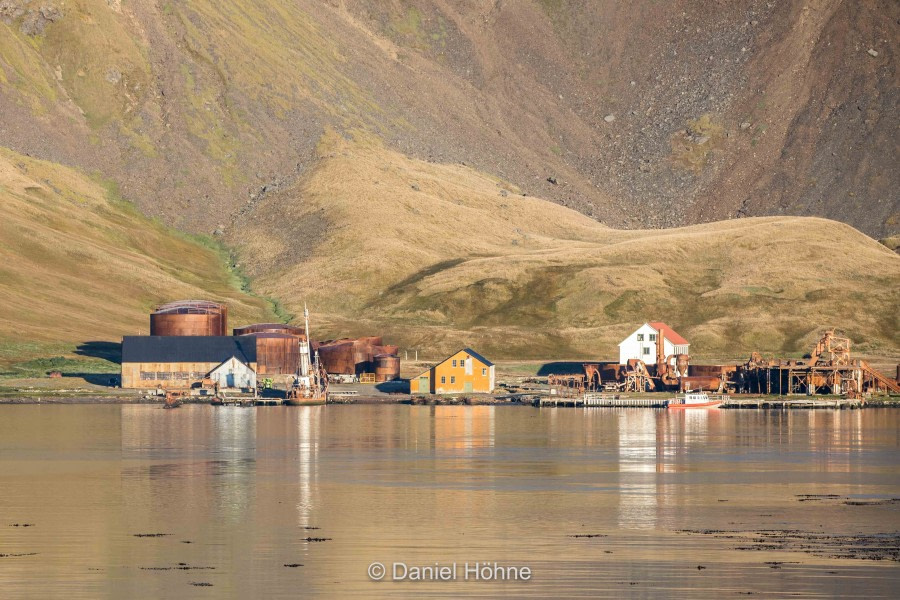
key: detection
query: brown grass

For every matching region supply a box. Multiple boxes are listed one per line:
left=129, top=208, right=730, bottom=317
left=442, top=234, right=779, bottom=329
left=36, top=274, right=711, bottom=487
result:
left=0, top=147, right=274, bottom=364
left=232, top=132, right=900, bottom=360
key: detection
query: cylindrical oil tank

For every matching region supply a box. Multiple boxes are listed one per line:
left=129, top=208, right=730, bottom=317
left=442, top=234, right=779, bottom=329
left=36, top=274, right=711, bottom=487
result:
left=374, top=354, right=401, bottom=382
left=233, top=323, right=305, bottom=338
left=150, top=300, right=227, bottom=336
left=373, top=344, right=399, bottom=357
left=317, top=340, right=356, bottom=374
left=352, top=342, right=371, bottom=375
left=251, top=333, right=301, bottom=375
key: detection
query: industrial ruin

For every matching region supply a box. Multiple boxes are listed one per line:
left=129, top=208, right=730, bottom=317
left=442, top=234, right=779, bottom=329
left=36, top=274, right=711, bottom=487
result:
left=121, top=300, right=401, bottom=393
left=314, top=337, right=401, bottom=382
left=549, top=326, right=899, bottom=401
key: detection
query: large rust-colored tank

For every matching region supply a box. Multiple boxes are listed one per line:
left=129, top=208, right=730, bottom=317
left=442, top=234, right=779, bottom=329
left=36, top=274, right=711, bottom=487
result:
left=352, top=342, right=370, bottom=373
left=250, top=333, right=301, bottom=375
left=233, top=323, right=306, bottom=338
left=150, top=300, right=227, bottom=336
left=317, top=339, right=356, bottom=374
left=374, top=344, right=399, bottom=357
left=316, top=337, right=396, bottom=375
left=374, top=354, right=401, bottom=382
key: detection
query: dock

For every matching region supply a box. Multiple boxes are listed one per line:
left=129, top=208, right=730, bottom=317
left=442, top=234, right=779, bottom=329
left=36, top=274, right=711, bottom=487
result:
left=539, top=394, right=668, bottom=408
left=721, top=397, right=865, bottom=409
left=214, top=395, right=281, bottom=407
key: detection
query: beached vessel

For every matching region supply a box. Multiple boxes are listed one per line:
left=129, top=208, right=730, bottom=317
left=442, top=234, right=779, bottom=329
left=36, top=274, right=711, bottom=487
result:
left=285, top=305, right=328, bottom=406
left=668, top=392, right=722, bottom=409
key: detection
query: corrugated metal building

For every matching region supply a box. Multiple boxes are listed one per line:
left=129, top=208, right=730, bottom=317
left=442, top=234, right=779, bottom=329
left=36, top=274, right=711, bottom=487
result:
left=120, top=336, right=258, bottom=389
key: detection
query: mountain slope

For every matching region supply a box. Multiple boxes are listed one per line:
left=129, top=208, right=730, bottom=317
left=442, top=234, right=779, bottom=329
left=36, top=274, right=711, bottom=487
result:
left=0, top=0, right=896, bottom=238
left=233, top=132, right=900, bottom=359
left=0, top=146, right=275, bottom=368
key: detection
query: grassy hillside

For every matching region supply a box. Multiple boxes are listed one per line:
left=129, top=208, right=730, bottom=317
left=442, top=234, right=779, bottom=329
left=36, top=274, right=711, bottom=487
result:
left=234, top=132, right=900, bottom=360
left=0, top=146, right=275, bottom=375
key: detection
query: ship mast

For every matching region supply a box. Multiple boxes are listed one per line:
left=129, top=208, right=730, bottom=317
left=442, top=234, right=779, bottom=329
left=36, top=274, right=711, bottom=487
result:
left=304, top=303, right=321, bottom=391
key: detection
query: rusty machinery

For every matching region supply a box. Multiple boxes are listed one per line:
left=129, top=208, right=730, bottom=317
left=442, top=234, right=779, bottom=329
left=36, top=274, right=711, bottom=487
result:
left=548, top=374, right=594, bottom=397
left=741, top=329, right=900, bottom=397
left=549, top=328, right=897, bottom=398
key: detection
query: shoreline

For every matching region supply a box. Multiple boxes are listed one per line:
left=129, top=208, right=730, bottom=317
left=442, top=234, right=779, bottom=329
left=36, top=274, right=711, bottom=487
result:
left=2, top=395, right=898, bottom=408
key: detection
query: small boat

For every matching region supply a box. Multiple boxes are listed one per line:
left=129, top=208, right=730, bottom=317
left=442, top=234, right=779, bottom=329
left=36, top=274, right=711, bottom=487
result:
left=285, top=389, right=327, bottom=406
left=163, top=391, right=186, bottom=409
left=668, top=392, right=722, bottom=409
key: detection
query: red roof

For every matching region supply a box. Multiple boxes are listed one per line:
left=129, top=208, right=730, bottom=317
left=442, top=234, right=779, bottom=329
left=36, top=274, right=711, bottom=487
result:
left=648, top=322, right=689, bottom=345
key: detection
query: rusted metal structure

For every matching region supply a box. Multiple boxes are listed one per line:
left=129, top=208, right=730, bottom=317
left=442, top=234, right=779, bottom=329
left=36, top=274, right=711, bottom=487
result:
left=548, top=374, right=594, bottom=397
left=374, top=354, right=401, bottom=382
left=623, top=359, right=654, bottom=392
left=233, top=323, right=305, bottom=338
left=247, top=332, right=301, bottom=375
left=315, top=336, right=399, bottom=376
left=150, top=300, right=227, bottom=336
left=315, top=339, right=357, bottom=374
left=740, top=330, right=900, bottom=397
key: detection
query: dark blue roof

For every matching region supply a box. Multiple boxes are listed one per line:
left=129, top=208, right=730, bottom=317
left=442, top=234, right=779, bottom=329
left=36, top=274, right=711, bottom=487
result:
left=462, top=348, right=494, bottom=367
left=122, top=336, right=256, bottom=364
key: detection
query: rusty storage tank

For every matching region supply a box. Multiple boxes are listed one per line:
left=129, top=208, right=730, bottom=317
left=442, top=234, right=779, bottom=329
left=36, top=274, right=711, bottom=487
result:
left=352, top=339, right=372, bottom=374
left=374, top=354, right=401, bottom=382
left=150, top=300, right=227, bottom=336
left=373, top=344, right=400, bottom=357
left=233, top=323, right=305, bottom=338
left=250, top=333, right=301, bottom=375
left=317, top=340, right=356, bottom=374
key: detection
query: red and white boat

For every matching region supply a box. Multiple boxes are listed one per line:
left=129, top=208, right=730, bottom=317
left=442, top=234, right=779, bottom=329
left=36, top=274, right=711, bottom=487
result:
left=668, top=392, right=723, bottom=409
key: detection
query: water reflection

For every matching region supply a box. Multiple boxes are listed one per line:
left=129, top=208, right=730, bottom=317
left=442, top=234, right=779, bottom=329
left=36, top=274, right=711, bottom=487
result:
left=0, top=405, right=896, bottom=599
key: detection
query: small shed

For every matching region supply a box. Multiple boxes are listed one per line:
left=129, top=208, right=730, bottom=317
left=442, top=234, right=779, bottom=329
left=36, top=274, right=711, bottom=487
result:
left=208, top=356, right=257, bottom=390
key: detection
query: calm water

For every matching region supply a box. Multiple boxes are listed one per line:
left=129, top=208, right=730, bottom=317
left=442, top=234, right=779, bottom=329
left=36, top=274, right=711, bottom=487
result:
left=1, top=405, right=898, bottom=598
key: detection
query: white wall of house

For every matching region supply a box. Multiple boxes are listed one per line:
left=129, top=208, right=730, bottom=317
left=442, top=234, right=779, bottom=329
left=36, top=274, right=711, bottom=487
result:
left=618, top=323, right=688, bottom=364
left=209, top=356, right=257, bottom=389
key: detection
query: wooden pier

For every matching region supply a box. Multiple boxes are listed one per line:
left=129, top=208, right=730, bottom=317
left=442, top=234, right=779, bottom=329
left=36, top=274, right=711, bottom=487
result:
left=539, top=394, right=668, bottom=408
left=214, top=395, right=281, bottom=407
left=721, top=397, right=865, bottom=409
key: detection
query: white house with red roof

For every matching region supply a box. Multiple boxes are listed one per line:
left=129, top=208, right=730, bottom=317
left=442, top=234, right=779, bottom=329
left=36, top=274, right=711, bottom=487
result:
left=618, top=322, right=690, bottom=364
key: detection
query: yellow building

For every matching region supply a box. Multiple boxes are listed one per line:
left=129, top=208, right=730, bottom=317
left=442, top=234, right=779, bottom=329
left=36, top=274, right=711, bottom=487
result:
left=410, top=348, right=495, bottom=394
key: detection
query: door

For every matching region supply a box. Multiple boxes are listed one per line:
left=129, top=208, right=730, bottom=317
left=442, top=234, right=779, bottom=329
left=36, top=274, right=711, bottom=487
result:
left=464, top=382, right=473, bottom=393
left=419, top=377, right=430, bottom=393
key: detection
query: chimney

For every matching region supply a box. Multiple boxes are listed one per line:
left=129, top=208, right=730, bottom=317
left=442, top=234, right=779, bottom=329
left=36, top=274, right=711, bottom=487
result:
left=656, top=327, right=665, bottom=374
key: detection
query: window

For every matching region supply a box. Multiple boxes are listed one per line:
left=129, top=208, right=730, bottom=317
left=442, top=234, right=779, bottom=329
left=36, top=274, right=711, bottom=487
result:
left=482, top=368, right=487, bottom=376
left=450, top=376, right=456, bottom=384
left=637, top=334, right=644, bottom=341
left=441, top=376, right=446, bottom=384
left=643, top=347, right=650, bottom=355
left=460, top=359, right=466, bottom=368
left=649, top=334, right=656, bottom=342
left=452, top=359, right=457, bottom=367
